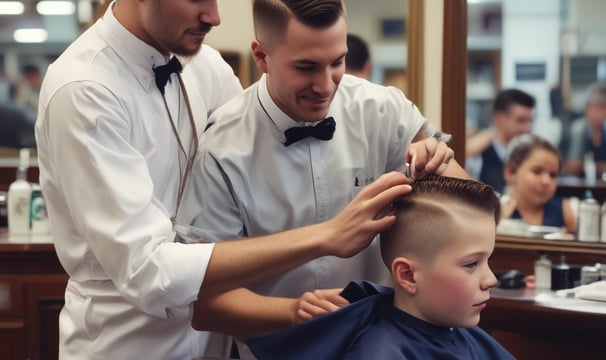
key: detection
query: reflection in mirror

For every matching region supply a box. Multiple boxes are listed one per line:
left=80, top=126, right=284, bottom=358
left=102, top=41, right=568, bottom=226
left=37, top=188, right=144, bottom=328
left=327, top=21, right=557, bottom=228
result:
left=345, top=0, right=408, bottom=93
left=467, top=0, right=606, bottom=155
left=0, top=1, right=412, bottom=191
left=0, top=0, right=108, bottom=165
left=466, top=0, right=606, bottom=241
left=0, top=1, right=408, bottom=150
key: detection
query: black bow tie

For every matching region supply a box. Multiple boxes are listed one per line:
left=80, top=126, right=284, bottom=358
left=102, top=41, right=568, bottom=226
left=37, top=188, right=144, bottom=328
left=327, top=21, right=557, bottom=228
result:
left=153, top=56, right=182, bottom=95
left=283, top=117, right=336, bottom=146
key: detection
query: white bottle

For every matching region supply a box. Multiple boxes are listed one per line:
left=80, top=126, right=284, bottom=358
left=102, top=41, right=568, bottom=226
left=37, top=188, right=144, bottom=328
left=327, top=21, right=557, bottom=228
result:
left=601, top=202, right=606, bottom=243
left=584, top=152, right=597, bottom=186
left=534, top=252, right=552, bottom=289
left=30, top=184, right=50, bottom=235
left=7, top=149, right=32, bottom=235
left=577, top=190, right=600, bottom=242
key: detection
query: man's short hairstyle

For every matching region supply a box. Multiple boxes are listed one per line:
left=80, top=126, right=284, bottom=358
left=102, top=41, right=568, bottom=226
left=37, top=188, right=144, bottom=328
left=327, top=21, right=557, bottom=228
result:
left=346, top=33, right=369, bottom=73
left=379, top=175, right=500, bottom=269
left=253, top=0, right=345, bottom=46
left=22, top=64, right=40, bottom=76
left=493, top=88, right=536, bottom=113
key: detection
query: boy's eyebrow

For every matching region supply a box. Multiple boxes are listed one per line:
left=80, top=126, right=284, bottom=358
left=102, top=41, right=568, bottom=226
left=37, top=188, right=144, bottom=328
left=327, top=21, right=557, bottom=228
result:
left=462, top=250, right=493, bottom=259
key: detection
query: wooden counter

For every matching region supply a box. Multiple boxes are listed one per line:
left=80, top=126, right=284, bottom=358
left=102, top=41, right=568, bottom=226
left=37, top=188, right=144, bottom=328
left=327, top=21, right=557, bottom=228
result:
left=1, top=229, right=605, bottom=359
left=492, top=234, right=606, bottom=275
left=0, top=228, right=66, bottom=360
left=487, top=235, right=606, bottom=359
left=481, top=288, right=606, bottom=360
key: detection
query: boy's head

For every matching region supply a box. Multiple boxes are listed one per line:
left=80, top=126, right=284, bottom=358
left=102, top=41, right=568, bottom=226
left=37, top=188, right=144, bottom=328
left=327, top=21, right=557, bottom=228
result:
left=379, top=175, right=500, bottom=328
left=251, top=0, right=347, bottom=123
left=493, top=88, right=535, bottom=143
left=504, top=134, right=561, bottom=205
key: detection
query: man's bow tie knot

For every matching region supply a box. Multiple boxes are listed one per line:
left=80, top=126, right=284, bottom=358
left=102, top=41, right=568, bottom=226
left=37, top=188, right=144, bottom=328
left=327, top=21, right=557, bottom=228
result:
left=284, top=117, right=336, bottom=146
left=153, top=56, right=182, bottom=95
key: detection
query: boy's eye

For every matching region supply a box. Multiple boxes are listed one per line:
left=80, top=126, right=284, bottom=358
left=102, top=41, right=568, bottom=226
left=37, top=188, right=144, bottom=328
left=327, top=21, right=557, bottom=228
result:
left=464, top=261, right=478, bottom=269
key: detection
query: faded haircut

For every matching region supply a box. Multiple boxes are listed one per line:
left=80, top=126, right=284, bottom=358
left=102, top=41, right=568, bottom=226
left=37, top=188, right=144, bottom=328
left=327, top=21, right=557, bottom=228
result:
left=379, top=175, right=500, bottom=269
left=253, top=0, right=345, bottom=47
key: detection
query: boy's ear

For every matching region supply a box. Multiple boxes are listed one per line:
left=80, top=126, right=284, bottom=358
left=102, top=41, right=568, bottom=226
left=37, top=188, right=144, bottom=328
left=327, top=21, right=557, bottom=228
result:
left=392, top=256, right=418, bottom=294
left=251, top=40, right=269, bottom=74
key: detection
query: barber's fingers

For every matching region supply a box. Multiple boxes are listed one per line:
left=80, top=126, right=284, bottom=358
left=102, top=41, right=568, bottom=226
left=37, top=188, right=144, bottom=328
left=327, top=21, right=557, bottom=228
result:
left=294, top=289, right=349, bottom=323
left=408, top=137, right=454, bottom=178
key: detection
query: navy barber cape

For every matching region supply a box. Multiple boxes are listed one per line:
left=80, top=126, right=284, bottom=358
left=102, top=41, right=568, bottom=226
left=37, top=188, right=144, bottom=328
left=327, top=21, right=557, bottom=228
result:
left=246, top=280, right=392, bottom=360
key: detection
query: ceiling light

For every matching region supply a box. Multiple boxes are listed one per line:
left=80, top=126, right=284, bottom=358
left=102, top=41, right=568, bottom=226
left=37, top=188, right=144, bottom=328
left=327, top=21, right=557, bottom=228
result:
left=14, top=28, right=48, bottom=43
left=37, top=1, right=77, bottom=15
left=0, top=1, right=25, bottom=15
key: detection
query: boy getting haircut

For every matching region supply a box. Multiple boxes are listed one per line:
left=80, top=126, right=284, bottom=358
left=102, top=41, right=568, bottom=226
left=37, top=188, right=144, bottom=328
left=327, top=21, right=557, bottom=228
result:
left=247, top=176, right=514, bottom=360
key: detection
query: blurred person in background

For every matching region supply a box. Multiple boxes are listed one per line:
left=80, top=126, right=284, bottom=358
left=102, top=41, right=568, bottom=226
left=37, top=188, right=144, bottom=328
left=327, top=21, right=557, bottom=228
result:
left=466, top=88, right=536, bottom=194
left=501, top=134, right=576, bottom=233
left=565, top=82, right=606, bottom=177
left=11, top=64, right=42, bottom=113
left=345, top=33, right=371, bottom=80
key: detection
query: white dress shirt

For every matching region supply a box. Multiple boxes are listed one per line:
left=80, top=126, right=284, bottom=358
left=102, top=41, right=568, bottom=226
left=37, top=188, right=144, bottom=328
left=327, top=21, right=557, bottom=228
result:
left=34, top=3, right=242, bottom=359
left=179, top=74, right=432, bottom=358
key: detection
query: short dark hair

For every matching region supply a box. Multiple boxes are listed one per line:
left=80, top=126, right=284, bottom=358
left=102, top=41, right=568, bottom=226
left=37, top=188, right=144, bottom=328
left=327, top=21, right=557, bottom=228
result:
left=346, top=33, right=369, bottom=72
left=22, top=64, right=40, bottom=75
left=493, top=88, right=536, bottom=113
left=253, top=0, right=344, bottom=40
left=380, top=175, right=500, bottom=268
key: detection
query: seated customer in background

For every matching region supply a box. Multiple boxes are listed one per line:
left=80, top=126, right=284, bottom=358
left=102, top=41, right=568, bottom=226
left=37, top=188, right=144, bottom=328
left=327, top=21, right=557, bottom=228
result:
left=247, top=176, right=514, bottom=360
left=565, top=83, right=606, bottom=177
left=501, top=134, right=577, bottom=233
left=466, top=88, right=536, bottom=194
left=345, top=33, right=371, bottom=80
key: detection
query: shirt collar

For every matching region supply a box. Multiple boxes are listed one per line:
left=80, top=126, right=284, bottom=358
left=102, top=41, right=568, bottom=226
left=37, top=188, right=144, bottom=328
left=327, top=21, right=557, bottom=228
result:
left=102, top=1, right=175, bottom=92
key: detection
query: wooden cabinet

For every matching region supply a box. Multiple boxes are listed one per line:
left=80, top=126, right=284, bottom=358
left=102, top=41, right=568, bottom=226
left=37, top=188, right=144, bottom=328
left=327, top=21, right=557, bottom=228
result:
left=486, top=235, right=606, bottom=359
left=481, top=288, right=606, bottom=360
left=0, top=230, right=67, bottom=360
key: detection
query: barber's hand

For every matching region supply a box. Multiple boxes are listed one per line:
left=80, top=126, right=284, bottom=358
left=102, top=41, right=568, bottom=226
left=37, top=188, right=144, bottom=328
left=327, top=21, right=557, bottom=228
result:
left=325, top=171, right=412, bottom=258
left=407, top=137, right=454, bottom=178
left=290, top=288, right=349, bottom=325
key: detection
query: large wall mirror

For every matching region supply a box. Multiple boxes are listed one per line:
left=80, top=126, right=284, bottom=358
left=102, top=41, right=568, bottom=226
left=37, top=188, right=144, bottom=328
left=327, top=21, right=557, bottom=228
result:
left=466, top=0, right=606, bottom=158
left=0, top=0, right=421, bottom=189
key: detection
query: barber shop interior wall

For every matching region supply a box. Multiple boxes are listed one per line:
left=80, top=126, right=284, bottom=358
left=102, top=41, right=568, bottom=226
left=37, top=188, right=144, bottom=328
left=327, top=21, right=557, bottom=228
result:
left=501, top=0, right=560, bottom=137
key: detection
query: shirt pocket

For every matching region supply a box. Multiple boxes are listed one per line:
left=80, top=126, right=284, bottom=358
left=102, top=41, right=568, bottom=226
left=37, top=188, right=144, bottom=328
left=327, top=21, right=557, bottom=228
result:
left=351, top=168, right=376, bottom=199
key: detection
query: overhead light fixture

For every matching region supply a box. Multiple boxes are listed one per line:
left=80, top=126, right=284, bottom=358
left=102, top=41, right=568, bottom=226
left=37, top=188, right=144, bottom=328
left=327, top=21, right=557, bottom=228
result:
left=14, top=28, right=48, bottom=43
left=37, top=1, right=77, bottom=15
left=0, top=1, right=25, bottom=15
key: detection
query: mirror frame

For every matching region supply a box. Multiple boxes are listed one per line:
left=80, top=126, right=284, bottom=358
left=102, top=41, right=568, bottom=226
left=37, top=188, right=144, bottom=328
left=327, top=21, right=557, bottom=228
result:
left=407, top=0, right=467, bottom=165
left=441, top=0, right=467, bottom=165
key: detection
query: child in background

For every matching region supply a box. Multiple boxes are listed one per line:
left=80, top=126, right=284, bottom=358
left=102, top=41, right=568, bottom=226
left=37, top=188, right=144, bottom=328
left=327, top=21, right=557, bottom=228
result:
left=247, top=176, right=514, bottom=359
left=501, top=134, right=577, bottom=233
